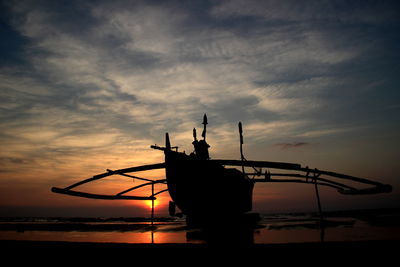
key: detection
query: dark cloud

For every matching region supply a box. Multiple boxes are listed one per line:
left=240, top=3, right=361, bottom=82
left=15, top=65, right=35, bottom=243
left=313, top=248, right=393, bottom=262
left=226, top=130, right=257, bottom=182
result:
left=274, top=142, right=310, bottom=150
left=212, top=0, right=400, bottom=24
left=207, top=96, right=259, bottom=120
left=0, top=156, right=30, bottom=165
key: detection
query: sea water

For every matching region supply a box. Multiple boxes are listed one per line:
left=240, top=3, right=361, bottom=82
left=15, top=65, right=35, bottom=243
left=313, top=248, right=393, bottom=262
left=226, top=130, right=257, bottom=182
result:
left=1, top=209, right=399, bottom=244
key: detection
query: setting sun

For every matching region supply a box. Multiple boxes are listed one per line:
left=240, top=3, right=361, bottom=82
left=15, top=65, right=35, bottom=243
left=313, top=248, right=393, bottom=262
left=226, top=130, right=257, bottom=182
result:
left=144, top=199, right=159, bottom=210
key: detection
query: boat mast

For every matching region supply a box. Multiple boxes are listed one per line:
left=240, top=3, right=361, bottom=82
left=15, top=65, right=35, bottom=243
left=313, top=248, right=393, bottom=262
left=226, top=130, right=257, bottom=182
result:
left=201, top=114, right=207, bottom=141
left=165, top=132, right=171, bottom=151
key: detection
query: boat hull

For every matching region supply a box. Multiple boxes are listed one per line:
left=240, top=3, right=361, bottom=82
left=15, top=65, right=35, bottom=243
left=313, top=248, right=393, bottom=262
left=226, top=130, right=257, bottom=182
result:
left=165, top=151, right=254, bottom=224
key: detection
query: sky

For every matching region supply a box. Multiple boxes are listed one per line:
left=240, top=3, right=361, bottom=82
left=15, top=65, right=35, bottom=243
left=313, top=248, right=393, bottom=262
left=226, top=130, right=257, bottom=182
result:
left=0, top=0, right=399, bottom=217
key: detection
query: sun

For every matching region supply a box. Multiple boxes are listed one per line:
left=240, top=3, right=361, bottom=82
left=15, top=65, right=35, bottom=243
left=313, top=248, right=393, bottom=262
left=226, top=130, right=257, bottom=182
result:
left=144, top=199, right=159, bottom=209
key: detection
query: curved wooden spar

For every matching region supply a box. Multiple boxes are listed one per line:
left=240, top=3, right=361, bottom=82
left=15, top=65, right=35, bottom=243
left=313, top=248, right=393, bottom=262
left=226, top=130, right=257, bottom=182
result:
left=52, top=163, right=166, bottom=201
left=297, top=167, right=383, bottom=186
left=51, top=187, right=155, bottom=200
left=116, top=179, right=166, bottom=196
left=213, top=159, right=301, bottom=170
left=267, top=173, right=357, bottom=190
left=65, top=163, right=166, bottom=190
left=253, top=178, right=347, bottom=191
left=215, top=159, right=392, bottom=195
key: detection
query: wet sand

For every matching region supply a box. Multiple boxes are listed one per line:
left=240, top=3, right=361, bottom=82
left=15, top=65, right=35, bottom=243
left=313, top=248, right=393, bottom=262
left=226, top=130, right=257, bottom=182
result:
left=1, top=239, right=398, bottom=264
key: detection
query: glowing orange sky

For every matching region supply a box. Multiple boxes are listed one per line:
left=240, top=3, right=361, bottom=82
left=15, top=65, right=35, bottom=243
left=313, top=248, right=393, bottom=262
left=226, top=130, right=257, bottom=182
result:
left=1, top=128, right=398, bottom=218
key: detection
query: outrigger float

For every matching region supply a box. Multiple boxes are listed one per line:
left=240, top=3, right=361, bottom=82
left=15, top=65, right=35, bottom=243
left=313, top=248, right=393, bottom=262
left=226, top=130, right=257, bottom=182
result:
left=52, top=114, right=392, bottom=226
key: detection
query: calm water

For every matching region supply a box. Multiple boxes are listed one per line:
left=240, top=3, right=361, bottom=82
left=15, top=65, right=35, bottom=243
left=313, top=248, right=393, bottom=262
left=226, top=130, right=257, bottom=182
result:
left=1, top=209, right=399, bottom=244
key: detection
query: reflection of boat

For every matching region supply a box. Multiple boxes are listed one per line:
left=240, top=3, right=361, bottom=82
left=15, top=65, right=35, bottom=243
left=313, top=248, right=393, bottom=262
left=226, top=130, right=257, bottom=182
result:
left=52, top=114, right=392, bottom=227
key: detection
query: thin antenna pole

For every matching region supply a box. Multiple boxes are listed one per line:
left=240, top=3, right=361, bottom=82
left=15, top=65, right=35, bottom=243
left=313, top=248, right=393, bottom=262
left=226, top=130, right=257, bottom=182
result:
left=239, top=122, right=244, bottom=160
left=151, top=182, right=154, bottom=226
left=313, top=171, right=324, bottom=242
left=239, top=122, right=245, bottom=175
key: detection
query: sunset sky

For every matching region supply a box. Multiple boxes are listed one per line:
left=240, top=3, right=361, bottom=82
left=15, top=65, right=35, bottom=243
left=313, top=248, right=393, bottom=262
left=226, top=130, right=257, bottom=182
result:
left=1, top=0, right=399, bottom=217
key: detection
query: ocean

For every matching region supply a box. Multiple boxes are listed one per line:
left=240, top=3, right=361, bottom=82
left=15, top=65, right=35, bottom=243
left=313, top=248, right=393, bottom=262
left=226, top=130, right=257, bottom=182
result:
left=1, top=208, right=399, bottom=245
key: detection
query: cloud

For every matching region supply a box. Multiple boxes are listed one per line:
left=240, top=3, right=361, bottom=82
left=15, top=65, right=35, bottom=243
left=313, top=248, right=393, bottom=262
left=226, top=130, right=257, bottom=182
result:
left=0, top=156, right=30, bottom=165
left=274, top=142, right=310, bottom=150
left=1, top=0, right=399, bottom=175
left=211, top=0, right=400, bottom=24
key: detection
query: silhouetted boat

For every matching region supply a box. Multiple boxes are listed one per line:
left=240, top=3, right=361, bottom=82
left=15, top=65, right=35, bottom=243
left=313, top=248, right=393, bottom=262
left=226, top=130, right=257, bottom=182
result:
left=52, top=114, right=392, bottom=227
left=163, top=136, right=254, bottom=225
